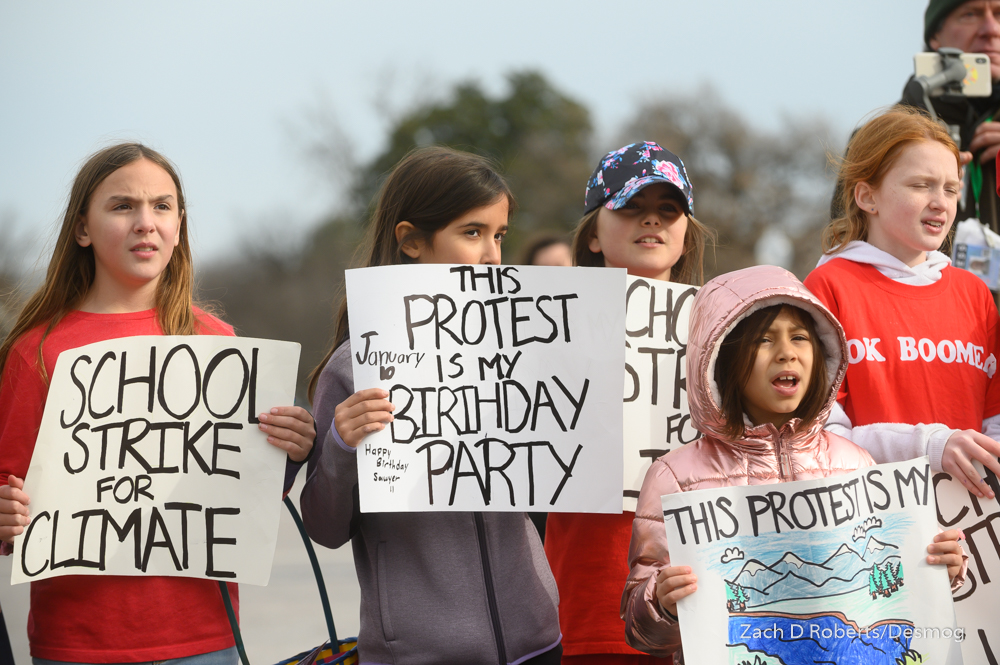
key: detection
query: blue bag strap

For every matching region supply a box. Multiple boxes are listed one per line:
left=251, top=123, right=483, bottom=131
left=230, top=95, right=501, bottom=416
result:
left=219, top=581, right=251, bottom=665
left=283, top=495, right=339, bottom=644
left=217, top=495, right=340, bottom=665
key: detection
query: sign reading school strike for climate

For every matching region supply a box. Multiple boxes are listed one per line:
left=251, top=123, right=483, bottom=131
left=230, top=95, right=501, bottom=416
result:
left=663, top=459, right=963, bottom=665
left=345, top=264, right=626, bottom=513
left=622, top=276, right=698, bottom=511
left=935, top=469, right=1000, bottom=665
left=11, top=336, right=300, bottom=586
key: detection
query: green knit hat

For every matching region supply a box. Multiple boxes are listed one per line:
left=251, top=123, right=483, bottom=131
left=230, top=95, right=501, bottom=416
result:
left=925, top=0, right=967, bottom=46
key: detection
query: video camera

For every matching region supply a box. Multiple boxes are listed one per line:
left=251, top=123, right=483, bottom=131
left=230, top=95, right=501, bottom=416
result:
left=906, top=48, right=992, bottom=144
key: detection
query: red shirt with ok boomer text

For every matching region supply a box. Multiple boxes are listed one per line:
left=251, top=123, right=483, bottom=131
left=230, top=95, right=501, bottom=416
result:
left=804, top=258, right=1000, bottom=430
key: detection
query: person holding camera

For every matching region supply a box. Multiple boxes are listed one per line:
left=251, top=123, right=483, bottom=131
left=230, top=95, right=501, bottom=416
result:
left=904, top=1, right=1000, bottom=230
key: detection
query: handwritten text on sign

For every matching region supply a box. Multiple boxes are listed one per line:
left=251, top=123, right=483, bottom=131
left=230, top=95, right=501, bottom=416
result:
left=663, top=459, right=962, bottom=665
left=12, top=336, right=300, bottom=586
left=935, top=470, right=1000, bottom=664
left=622, top=276, right=697, bottom=511
left=346, top=264, right=625, bottom=512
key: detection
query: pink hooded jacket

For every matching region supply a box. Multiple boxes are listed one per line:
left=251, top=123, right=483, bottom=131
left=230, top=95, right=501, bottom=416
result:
left=620, top=265, right=876, bottom=657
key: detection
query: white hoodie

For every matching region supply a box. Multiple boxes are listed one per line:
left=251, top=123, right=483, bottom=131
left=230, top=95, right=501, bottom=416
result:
left=818, top=241, right=1000, bottom=471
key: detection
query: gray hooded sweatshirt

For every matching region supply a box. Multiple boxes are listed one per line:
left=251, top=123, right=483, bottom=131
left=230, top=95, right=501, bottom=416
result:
left=300, top=341, right=561, bottom=665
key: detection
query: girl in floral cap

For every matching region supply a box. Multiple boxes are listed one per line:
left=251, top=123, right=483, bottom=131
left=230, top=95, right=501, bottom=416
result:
left=544, top=141, right=712, bottom=664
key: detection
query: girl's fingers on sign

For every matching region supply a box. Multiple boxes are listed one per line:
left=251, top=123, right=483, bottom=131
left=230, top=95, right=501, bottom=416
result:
left=259, top=406, right=317, bottom=462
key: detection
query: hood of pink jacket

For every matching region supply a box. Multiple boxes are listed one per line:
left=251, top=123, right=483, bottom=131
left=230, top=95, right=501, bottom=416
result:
left=687, top=265, right=848, bottom=447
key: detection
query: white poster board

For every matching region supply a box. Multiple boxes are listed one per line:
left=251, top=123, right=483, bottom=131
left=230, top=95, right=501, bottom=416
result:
left=345, top=264, right=625, bottom=513
left=663, top=459, right=963, bottom=664
left=622, top=276, right=698, bottom=511
left=12, top=336, right=300, bottom=586
left=935, top=469, right=1000, bottom=664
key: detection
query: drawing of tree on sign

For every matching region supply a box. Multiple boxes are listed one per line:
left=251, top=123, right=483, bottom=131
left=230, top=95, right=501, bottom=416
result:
left=870, top=561, right=905, bottom=599
left=895, top=649, right=925, bottom=664
left=726, top=581, right=750, bottom=612
left=737, top=656, right=778, bottom=665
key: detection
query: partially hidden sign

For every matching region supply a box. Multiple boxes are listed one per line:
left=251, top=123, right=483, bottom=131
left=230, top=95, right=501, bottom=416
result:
left=623, top=275, right=698, bottom=511
left=12, top=336, right=300, bottom=586
left=663, top=458, right=963, bottom=664
left=935, top=469, right=1000, bottom=664
left=345, top=264, right=626, bottom=513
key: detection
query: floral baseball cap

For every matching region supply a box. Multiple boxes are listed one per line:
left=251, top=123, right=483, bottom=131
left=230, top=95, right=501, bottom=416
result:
left=584, top=141, right=694, bottom=216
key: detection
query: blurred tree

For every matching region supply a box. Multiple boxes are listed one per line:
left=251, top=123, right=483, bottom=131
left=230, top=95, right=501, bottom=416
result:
left=200, top=81, right=840, bottom=402
left=618, top=88, right=839, bottom=279
left=197, top=216, right=361, bottom=403
left=0, top=271, right=18, bottom=341
left=355, top=71, right=593, bottom=243
left=202, top=71, right=593, bottom=401
left=0, top=212, right=28, bottom=340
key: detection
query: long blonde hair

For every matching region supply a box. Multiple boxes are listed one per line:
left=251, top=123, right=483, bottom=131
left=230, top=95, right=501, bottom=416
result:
left=0, top=143, right=200, bottom=382
left=824, top=106, right=959, bottom=254
left=571, top=206, right=712, bottom=286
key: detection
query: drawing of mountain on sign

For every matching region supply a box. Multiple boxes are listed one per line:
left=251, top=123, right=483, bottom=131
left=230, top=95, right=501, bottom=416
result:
left=708, top=517, right=922, bottom=665
left=729, top=537, right=900, bottom=606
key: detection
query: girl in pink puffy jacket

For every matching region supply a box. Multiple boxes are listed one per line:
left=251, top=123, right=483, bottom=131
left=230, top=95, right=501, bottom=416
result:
left=620, top=265, right=966, bottom=658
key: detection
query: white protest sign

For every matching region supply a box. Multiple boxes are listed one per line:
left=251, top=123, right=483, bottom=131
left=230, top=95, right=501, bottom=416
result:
left=935, top=469, right=1000, bottom=664
left=663, top=459, right=963, bottom=664
left=622, top=276, right=698, bottom=511
left=345, top=264, right=625, bottom=513
left=12, top=336, right=300, bottom=586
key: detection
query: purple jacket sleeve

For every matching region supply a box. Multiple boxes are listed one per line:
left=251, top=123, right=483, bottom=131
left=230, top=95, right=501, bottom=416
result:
left=299, top=343, right=361, bottom=549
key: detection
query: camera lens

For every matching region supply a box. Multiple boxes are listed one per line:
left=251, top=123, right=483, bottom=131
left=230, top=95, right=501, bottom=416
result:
left=977, top=57, right=988, bottom=64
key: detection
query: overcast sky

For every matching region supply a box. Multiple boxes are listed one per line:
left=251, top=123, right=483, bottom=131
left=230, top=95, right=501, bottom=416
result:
left=1, top=1, right=926, bottom=266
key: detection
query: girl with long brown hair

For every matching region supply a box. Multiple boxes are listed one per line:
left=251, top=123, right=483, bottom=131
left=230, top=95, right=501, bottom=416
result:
left=299, top=146, right=562, bottom=664
left=0, top=143, right=314, bottom=664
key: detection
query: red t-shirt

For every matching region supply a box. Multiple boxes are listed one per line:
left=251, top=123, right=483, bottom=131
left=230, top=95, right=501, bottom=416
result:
left=545, top=512, right=646, bottom=657
left=804, top=259, right=1000, bottom=428
left=0, top=308, right=240, bottom=663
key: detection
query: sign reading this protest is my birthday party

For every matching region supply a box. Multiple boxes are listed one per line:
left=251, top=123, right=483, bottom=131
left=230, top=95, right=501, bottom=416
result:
left=622, top=276, right=697, bottom=511
left=345, top=264, right=625, bottom=513
left=12, top=336, right=300, bottom=586
left=663, top=459, right=962, bottom=664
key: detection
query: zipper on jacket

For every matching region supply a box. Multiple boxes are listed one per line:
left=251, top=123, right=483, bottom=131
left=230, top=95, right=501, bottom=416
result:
left=773, top=426, right=792, bottom=481
left=474, top=512, right=508, bottom=665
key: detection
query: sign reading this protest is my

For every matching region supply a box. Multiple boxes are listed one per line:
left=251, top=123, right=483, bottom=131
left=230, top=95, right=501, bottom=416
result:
left=12, top=336, right=300, bottom=586
left=622, top=275, right=697, bottom=511
left=345, top=264, right=625, bottom=513
left=935, top=468, right=1000, bottom=664
left=663, top=459, right=963, bottom=664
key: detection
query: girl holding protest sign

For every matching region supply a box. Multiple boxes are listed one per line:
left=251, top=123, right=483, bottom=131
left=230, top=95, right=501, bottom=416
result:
left=804, top=107, right=1000, bottom=499
left=0, top=143, right=315, bottom=664
left=542, top=141, right=710, bottom=664
left=621, top=265, right=966, bottom=657
left=301, top=146, right=563, bottom=665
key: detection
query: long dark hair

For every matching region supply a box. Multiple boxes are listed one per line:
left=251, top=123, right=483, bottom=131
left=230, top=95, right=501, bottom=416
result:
left=714, top=304, right=829, bottom=439
left=307, top=146, right=515, bottom=402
